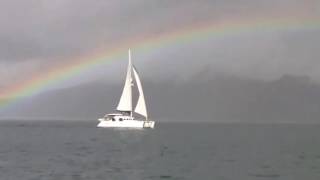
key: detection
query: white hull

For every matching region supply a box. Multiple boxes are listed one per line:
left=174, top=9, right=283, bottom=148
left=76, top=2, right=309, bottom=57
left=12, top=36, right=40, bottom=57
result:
left=97, top=119, right=155, bottom=128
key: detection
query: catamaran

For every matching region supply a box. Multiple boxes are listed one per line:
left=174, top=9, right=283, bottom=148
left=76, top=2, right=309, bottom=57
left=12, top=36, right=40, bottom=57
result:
left=97, top=49, right=155, bottom=128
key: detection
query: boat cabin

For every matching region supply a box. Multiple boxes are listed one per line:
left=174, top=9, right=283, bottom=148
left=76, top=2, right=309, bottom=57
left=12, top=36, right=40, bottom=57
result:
left=103, top=113, right=134, bottom=121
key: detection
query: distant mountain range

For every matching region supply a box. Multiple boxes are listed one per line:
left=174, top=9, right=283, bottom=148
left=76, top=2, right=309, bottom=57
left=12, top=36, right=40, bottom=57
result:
left=2, top=73, right=320, bottom=123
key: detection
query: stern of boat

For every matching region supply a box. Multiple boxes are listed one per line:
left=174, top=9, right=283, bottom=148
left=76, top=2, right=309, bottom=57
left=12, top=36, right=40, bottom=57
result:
left=143, top=121, right=155, bottom=128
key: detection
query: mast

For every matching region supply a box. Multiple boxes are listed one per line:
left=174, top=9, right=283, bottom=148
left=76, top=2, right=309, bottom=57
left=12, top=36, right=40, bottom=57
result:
left=129, top=49, right=133, bottom=117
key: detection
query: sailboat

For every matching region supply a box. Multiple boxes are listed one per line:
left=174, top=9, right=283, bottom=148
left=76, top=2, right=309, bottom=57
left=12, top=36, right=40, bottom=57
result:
left=97, top=49, right=155, bottom=128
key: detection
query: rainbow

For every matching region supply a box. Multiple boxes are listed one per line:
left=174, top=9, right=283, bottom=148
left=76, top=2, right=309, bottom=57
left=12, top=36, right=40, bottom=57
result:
left=0, top=14, right=319, bottom=111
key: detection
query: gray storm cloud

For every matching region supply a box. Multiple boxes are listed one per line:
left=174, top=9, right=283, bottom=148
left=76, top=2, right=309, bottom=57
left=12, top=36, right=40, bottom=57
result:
left=0, top=0, right=319, bottom=84
left=1, top=0, right=320, bottom=121
left=0, top=0, right=317, bottom=59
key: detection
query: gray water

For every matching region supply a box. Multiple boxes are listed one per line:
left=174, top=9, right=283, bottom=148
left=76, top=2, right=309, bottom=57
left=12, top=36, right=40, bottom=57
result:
left=0, top=121, right=319, bottom=180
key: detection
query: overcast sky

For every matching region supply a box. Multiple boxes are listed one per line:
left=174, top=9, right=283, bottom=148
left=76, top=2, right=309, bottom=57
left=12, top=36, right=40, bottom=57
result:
left=0, top=0, right=319, bottom=88
left=0, top=0, right=320, bottom=121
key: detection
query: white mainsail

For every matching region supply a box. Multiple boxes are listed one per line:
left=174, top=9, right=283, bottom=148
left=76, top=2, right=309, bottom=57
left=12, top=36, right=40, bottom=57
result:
left=133, top=66, right=148, bottom=119
left=116, top=49, right=133, bottom=112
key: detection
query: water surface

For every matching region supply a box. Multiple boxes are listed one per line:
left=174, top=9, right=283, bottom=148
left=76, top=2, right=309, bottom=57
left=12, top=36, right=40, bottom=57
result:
left=0, top=121, right=319, bottom=180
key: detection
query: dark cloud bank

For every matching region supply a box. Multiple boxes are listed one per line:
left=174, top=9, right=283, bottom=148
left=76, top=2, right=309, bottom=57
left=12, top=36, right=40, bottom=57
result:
left=3, top=71, right=320, bottom=124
